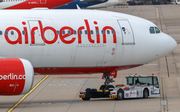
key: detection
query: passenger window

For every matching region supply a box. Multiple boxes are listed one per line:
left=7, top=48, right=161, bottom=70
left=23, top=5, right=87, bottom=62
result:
left=11, top=31, right=14, bottom=35
left=56, top=31, right=59, bottom=35
left=150, top=27, right=155, bottom=34
left=62, top=30, right=65, bottom=35
left=0, top=31, right=2, bottom=35
left=74, top=30, right=76, bottom=35
left=22, top=31, right=26, bottom=35
left=79, top=30, right=82, bottom=35
left=107, top=30, right=110, bottom=34
left=5, top=31, right=8, bottom=35
left=91, top=30, right=93, bottom=34
left=96, top=30, right=99, bottom=34
left=85, top=30, right=88, bottom=34
left=101, top=30, right=104, bottom=34
left=68, top=30, right=71, bottom=35
left=155, top=27, right=160, bottom=33
left=112, top=30, right=115, bottom=34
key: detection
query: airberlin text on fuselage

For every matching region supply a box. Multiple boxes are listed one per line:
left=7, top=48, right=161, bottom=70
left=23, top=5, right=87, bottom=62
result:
left=4, top=19, right=117, bottom=45
left=0, top=73, right=25, bottom=80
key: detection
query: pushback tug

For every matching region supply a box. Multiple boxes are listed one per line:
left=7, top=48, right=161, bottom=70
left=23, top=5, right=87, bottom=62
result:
left=79, top=74, right=160, bottom=100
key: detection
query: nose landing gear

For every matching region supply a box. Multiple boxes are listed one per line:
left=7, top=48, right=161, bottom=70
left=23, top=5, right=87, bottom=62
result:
left=102, top=72, right=116, bottom=90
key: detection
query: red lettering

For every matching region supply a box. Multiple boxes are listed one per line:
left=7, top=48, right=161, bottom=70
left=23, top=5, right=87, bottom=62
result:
left=59, top=26, right=76, bottom=44
left=84, top=20, right=94, bottom=43
left=4, top=19, right=117, bottom=45
left=43, top=27, right=58, bottom=44
left=23, top=27, right=28, bottom=44
left=103, top=26, right=116, bottom=43
left=5, top=27, right=22, bottom=45
left=77, top=26, right=85, bottom=44
left=94, top=21, right=100, bottom=43
left=22, top=22, right=28, bottom=44
left=31, top=27, right=38, bottom=44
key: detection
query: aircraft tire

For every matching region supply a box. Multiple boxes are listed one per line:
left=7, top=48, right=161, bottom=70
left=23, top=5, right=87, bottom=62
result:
left=143, top=89, right=149, bottom=98
left=82, top=98, right=90, bottom=101
left=115, top=89, right=124, bottom=100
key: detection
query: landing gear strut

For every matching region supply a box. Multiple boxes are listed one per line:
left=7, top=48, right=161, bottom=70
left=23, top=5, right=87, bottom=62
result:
left=103, top=72, right=115, bottom=88
left=100, top=72, right=116, bottom=91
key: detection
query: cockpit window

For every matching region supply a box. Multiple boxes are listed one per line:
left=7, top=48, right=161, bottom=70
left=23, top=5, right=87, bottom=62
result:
left=155, top=27, right=160, bottom=33
left=150, top=27, right=155, bottom=34
left=150, top=27, right=161, bottom=34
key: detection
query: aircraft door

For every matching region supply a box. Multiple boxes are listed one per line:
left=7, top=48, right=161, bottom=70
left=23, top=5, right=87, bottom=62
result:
left=40, top=0, right=46, bottom=4
left=118, top=19, right=135, bottom=45
left=28, top=20, right=45, bottom=46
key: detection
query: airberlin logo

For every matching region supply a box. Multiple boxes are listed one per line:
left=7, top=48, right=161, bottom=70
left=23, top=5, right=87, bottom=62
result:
left=0, top=73, right=25, bottom=80
left=4, top=19, right=117, bottom=45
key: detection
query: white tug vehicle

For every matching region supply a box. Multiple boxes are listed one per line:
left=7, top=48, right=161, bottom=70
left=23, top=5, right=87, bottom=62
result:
left=79, top=74, right=160, bottom=100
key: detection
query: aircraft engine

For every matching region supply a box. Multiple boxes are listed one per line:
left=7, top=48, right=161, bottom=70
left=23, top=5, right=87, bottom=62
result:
left=0, top=58, right=34, bottom=95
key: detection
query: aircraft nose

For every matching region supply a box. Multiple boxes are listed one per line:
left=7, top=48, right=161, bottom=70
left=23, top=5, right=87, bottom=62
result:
left=156, top=33, right=177, bottom=58
left=153, top=34, right=177, bottom=60
left=168, top=35, right=177, bottom=52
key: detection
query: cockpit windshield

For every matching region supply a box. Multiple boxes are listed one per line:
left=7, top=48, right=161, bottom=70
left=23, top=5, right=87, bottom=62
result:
left=155, top=27, right=160, bottom=33
left=149, top=27, right=161, bottom=34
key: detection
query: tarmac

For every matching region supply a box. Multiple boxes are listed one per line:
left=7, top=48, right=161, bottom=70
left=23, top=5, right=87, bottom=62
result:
left=1, top=5, right=180, bottom=112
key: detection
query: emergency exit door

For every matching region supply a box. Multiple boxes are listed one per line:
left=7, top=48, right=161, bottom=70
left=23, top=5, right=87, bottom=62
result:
left=118, top=20, right=135, bottom=45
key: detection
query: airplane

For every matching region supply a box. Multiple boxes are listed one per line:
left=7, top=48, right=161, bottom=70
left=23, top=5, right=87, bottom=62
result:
left=0, top=0, right=74, bottom=9
left=55, top=0, right=128, bottom=9
left=0, top=9, right=176, bottom=95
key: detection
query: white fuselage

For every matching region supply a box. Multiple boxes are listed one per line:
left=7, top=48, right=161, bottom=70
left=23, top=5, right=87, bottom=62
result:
left=0, top=9, right=176, bottom=74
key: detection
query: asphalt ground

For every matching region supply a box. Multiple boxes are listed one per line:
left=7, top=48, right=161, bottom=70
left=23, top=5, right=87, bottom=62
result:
left=1, top=5, right=180, bottom=112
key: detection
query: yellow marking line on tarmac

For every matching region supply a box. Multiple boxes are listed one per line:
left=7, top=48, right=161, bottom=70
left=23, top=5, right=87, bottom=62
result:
left=7, top=75, right=49, bottom=112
